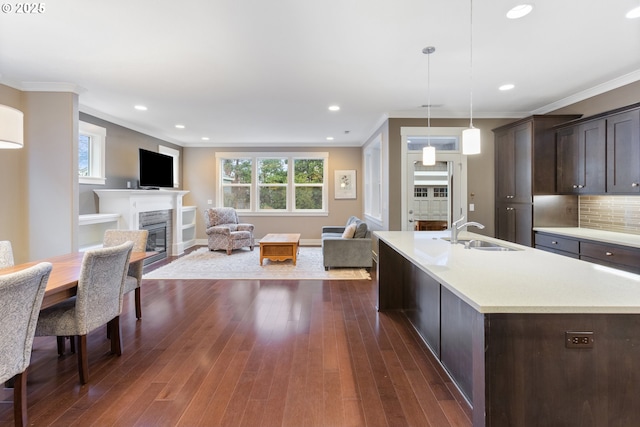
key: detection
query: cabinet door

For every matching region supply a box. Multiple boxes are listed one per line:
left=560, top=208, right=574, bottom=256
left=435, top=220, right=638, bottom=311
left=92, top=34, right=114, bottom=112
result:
left=513, top=122, right=533, bottom=202
left=556, top=126, right=579, bottom=193
left=579, top=119, right=607, bottom=193
left=496, top=203, right=532, bottom=246
left=495, top=128, right=515, bottom=201
left=606, top=109, right=640, bottom=193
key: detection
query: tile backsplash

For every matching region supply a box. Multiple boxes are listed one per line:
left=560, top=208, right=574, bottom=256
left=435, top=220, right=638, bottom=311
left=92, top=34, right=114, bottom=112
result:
left=579, top=196, right=640, bottom=235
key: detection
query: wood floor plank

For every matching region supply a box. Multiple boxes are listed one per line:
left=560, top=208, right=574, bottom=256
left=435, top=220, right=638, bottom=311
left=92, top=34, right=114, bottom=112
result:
left=0, top=254, right=473, bottom=427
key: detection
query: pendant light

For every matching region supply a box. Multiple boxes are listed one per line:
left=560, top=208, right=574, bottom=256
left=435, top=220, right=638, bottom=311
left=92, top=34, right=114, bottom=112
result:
left=462, top=0, right=481, bottom=155
left=0, top=104, right=24, bottom=149
left=422, top=46, right=436, bottom=166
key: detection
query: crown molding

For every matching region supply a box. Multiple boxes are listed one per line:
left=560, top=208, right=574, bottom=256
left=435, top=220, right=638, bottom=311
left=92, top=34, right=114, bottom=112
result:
left=531, top=69, right=640, bottom=115
left=0, top=78, right=86, bottom=95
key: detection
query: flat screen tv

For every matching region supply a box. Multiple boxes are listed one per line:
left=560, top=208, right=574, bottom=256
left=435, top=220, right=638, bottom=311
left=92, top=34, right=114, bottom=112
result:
left=139, top=148, right=174, bottom=189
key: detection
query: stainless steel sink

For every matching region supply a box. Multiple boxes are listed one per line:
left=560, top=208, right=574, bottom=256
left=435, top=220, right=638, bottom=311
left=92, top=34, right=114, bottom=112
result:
left=441, top=237, right=519, bottom=251
left=464, top=239, right=519, bottom=251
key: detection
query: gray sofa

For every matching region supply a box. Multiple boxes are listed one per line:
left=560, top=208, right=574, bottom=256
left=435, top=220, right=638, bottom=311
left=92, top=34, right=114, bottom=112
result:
left=322, top=216, right=373, bottom=271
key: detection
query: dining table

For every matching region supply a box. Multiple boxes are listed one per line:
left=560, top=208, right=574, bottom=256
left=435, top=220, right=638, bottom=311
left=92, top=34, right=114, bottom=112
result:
left=0, top=251, right=155, bottom=309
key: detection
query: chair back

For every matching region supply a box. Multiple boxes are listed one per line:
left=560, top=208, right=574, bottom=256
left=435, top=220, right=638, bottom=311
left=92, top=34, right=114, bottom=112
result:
left=103, top=229, right=149, bottom=282
left=103, top=229, right=149, bottom=252
left=204, top=207, right=239, bottom=228
left=0, top=240, right=14, bottom=268
left=0, top=262, right=52, bottom=382
left=75, top=241, right=134, bottom=335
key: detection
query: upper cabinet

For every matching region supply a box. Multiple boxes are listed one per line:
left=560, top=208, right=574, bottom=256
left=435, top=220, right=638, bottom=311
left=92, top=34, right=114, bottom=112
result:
left=606, top=109, right=640, bottom=193
left=554, top=103, right=640, bottom=195
left=494, top=115, right=582, bottom=203
left=556, top=119, right=606, bottom=194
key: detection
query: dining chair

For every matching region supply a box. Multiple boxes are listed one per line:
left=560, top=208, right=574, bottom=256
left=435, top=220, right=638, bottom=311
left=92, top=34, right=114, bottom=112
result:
left=0, top=262, right=52, bottom=427
left=35, top=241, right=134, bottom=385
left=103, top=229, right=149, bottom=319
left=0, top=240, right=14, bottom=268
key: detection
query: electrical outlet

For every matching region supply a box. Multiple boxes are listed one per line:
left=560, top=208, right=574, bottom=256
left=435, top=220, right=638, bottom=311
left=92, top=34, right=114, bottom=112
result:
left=565, top=331, right=594, bottom=348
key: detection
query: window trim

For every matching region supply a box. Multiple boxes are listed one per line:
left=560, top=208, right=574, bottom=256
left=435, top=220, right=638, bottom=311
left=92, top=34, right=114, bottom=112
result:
left=216, top=152, right=329, bottom=216
left=78, top=121, right=106, bottom=185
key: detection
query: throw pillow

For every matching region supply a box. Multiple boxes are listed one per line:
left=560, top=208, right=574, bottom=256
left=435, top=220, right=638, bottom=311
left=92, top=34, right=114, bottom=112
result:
left=341, top=223, right=357, bottom=238
left=354, top=220, right=368, bottom=238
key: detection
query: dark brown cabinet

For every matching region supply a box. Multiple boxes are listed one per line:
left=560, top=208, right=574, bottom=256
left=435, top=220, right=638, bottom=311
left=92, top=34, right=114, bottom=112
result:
left=556, top=119, right=606, bottom=194
left=535, top=231, right=640, bottom=275
left=495, top=202, right=533, bottom=246
left=494, top=115, right=579, bottom=246
left=606, top=109, right=640, bottom=193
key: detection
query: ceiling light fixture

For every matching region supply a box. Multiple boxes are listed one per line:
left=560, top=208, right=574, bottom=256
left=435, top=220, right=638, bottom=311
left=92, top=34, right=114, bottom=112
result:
left=0, top=104, right=24, bottom=149
left=506, top=4, right=533, bottom=19
left=134, top=105, right=148, bottom=111
left=328, top=105, right=340, bottom=111
left=626, top=6, right=640, bottom=18
left=499, top=83, right=515, bottom=91
left=201, top=137, right=210, bottom=141
left=462, top=0, right=481, bottom=156
left=175, top=124, right=185, bottom=129
left=422, top=46, right=436, bottom=166
left=326, top=136, right=334, bottom=141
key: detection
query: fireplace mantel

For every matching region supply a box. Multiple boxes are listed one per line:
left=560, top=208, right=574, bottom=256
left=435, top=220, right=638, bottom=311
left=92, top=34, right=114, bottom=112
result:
left=94, top=189, right=190, bottom=256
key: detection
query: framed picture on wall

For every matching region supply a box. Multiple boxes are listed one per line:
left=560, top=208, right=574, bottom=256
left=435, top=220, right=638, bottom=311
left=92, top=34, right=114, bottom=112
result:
left=334, top=170, right=356, bottom=199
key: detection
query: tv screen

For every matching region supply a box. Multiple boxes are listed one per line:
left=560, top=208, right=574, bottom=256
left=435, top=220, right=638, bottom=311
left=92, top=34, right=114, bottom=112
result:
left=139, top=148, right=174, bottom=189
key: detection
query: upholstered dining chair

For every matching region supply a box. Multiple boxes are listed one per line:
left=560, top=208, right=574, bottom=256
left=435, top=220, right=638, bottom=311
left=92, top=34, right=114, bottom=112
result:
left=203, top=207, right=254, bottom=255
left=103, top=229, right=149, bottom=319
left=0, top=262, right=52, bottom=427
left=35, top=241, right=133, bottom=385
left=0, top=240, right=15, bottom=268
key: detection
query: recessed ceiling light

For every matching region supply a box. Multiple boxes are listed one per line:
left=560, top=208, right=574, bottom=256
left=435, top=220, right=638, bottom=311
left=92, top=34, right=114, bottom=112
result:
left=175, top=124, right=185, bottom=129
left=499, top=84, right=515, bottom=91
left=134, top=105, right=147, bottom=111
left=201, top=137, right=210, bottom=141
left=326, top=137, right=334, bottom=141
left=626, top=6, right=640, bottom=18
left=328, top=105, right=340, bottom=112
left=506, top=4, right=533, bottom=19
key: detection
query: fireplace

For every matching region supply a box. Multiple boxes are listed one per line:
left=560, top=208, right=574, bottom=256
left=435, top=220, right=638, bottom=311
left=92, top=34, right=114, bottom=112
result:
left=142, top=222, right=168, bottom=265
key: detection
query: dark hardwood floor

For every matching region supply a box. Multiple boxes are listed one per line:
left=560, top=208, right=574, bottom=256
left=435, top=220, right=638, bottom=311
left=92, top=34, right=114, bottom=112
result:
left=1, top=253, right=471, bottom=427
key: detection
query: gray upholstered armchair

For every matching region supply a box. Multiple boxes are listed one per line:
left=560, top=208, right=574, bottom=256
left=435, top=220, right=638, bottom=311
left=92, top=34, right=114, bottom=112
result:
left=204, top=207, right=255, bottom=255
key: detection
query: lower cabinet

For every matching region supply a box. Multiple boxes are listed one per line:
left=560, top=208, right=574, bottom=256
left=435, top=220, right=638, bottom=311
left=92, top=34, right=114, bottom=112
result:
left=495, top=202, right=533, bottom=246
left=535, top=231, right=640, bottom=274
left=403, top=260, right=440, bottom=356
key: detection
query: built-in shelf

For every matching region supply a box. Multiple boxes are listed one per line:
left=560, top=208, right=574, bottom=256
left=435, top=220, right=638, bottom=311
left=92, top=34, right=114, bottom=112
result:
left=78, top=213, right=121, bottom=251
left=181, top=206, right=197, bottom=250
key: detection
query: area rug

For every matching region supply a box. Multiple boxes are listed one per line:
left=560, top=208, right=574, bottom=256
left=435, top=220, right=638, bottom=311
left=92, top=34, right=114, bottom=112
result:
left=143, top=246, right=371, bottom=280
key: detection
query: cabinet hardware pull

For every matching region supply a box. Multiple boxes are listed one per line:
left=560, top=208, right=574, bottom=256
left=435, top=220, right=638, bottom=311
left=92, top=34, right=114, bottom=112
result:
left=632, top=183, right=639, bottom=187
left=578, top=185, right=584, bottom=188
left=605, top=252, right=613, bottom=256
left=551, top=241, right=558, bottom=244
left=572, top=185, right=578, bottom=189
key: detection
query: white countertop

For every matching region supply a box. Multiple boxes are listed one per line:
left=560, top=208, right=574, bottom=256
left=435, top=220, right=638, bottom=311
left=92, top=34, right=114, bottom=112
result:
left=375, top=230, right=640, bottom=315
left=534, top=227, right=640, bottom=249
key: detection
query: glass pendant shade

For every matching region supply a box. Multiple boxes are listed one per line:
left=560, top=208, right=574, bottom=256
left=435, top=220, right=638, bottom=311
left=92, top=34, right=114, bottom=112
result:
left=0, top=105, right=24, bottom=149
left=462, top=127, right=481, bottom=155
left=422, top=145, right=436, bottom=165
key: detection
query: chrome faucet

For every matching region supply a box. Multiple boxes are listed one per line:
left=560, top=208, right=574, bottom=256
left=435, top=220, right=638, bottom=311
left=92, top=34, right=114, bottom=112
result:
left=450, top=216, right=485, bottom=244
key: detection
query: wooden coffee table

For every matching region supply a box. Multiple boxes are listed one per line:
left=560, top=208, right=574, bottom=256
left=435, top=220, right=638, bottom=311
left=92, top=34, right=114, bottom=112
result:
left=259, top=233, right=301, bottom=265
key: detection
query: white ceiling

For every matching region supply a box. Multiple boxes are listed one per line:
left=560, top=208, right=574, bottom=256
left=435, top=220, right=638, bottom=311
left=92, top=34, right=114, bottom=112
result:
left=1, top=0, right=639, bottom=147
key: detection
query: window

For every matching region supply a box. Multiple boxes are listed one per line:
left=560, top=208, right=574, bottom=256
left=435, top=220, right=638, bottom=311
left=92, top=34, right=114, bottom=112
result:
left=78, top=121, right=106, bottom=185
left=159, top=145, right=180, bottom=188
left=217, top=152, right=328, bottom=215
left=364, top=136, right=382, bottom=221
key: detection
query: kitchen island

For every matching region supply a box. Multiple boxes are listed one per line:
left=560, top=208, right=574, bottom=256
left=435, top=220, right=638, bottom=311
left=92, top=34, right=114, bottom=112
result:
left=376, top=230, right=640, bottom=427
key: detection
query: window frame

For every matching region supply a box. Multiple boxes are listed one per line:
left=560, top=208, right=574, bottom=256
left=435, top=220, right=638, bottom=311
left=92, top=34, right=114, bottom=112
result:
left=78, top=121, right=106, bottom=185
left=216, top=152, right=329, bottom=216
